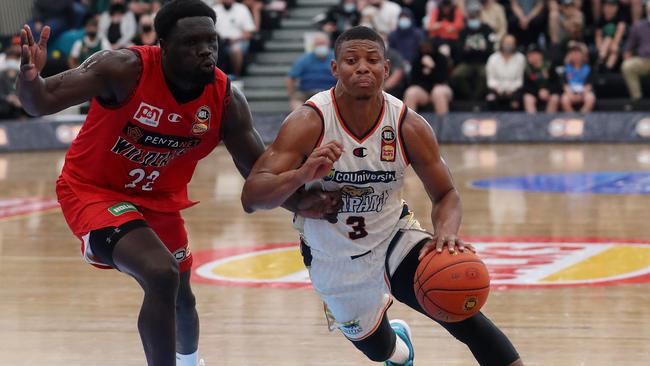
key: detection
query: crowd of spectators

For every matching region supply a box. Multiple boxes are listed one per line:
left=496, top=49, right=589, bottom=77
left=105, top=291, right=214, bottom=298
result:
left=0, top=0, right=280, bottom=119
left=312, top=0, right=650, bottom=114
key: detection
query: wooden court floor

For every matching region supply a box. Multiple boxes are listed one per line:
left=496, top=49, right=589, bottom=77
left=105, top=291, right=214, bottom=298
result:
left=1, top=144, right=649, bottom=365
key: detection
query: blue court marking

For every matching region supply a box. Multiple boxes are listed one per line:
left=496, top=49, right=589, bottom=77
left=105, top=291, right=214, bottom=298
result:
left=471, top=171, right=650, bottom=195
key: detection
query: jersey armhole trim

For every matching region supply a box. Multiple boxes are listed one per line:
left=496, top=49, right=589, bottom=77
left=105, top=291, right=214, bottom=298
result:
left=96, top=48, right=143, bottom=110
left=397, top=103, right=410, bottom=166
left=304, top=101, right=325, bottom=149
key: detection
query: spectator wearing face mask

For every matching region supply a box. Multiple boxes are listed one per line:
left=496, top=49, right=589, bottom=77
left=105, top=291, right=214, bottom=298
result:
left=317, top=0, right=361, bottom=43
left=451, top=2, right=495, bottom=101
left=98, top=0, right=138, bottom=50
left=388, top=8, right=425, bottom=65
left=214, top=0, right=258, bottom=77
left=485, top=34, right=526, bottom=110
left=560, top=42, right=595, bottom=113
left=0, top=44, right=25, bottom=119
left=380, top=33, right=408, bottom=98
left=360, top=0, right=403, bottom=35
left=523, top=44, right=561, bottom=113
left=132, top=14, right=158, bottom=46
left=285, top=33, right=337, bottom=111
left=403, top=40, right=452, bottom=115
left=68, top=17, right=111, bottom=69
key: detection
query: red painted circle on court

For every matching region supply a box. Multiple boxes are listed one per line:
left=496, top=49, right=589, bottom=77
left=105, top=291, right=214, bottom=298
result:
left=191, top=237, right=650, bottom=290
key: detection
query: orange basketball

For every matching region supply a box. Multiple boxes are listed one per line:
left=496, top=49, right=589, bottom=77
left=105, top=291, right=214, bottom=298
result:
left=414, top=250, right=490, bottom=322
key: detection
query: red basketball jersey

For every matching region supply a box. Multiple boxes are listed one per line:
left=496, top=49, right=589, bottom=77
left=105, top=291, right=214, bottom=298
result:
left=59, top=45, right=230, bottom=212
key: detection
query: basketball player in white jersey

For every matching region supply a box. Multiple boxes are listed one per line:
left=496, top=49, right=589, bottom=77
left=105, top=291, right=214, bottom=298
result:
left=241, top=26, right=523, bottom=366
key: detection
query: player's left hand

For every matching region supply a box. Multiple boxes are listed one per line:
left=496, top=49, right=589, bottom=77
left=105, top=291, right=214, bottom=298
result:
left=296, top=189, right=342, bottom=223
left=418, top=235, right=476, bottom=260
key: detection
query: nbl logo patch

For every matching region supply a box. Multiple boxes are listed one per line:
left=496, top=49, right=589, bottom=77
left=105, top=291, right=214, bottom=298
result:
left=380, top=126, right=396, bottom=162
left=192, top=105, right=211, bottom=135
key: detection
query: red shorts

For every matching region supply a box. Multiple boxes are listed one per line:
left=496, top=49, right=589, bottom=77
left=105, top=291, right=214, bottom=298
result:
left=56, top=178, right=193, bottom=273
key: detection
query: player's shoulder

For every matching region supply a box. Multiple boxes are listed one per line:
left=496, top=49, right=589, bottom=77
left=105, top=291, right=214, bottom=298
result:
left=85, top=48, right=141, bottom=77
left=400, top=107, right=435, bottom=141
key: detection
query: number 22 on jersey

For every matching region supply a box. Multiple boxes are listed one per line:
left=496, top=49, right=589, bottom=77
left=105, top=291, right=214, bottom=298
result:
left=125, top=168, right=160, bottom=191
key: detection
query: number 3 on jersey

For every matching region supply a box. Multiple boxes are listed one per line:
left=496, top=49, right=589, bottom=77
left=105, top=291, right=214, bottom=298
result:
left=125, top=168, right=160, bottom=191
left=346, top=216, right=368, bottom=240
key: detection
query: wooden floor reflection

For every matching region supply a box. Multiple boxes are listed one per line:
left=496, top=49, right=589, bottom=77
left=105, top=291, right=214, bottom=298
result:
left=1, top=144, right=649, bottom=365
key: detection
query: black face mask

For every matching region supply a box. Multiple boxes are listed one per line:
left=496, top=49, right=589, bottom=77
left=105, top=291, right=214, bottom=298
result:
left=142, top=25, right=153, bottom=33
left=223, top=3, right=233, bottom=10
left=441, top=0, right=452, bottom=6
left=86, top=31, right=97, bottom=39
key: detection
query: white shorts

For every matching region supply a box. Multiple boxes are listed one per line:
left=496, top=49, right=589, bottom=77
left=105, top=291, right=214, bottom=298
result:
left=302, top=211, right=432, bottom=340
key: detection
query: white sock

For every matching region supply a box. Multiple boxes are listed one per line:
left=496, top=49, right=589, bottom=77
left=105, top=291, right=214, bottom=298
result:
left=387, top=336, right=410, bottom=364
left=176, top=350, right=199, bottom=366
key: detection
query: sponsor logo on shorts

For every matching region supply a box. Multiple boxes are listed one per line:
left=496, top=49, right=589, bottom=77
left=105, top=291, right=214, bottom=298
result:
left=340, top=319, right=363, bottom=337
left=191, top=238, right=650, bottom=290
left=133, top=102, right=163, bottom=127
left=324, top=170, right=396, bottom=184
left=122, top=122, right=201, bottom=149
left=173, top=248, right=189, bottom=261
left=108, top=202, right=137, bottom=216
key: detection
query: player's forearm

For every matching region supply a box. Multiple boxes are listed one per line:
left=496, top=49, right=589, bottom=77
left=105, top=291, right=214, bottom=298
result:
left=16, top=76, right=56, bottom=116
left=241, top=170, right=306, bottom=213
left=431, top=188, right=462, bottom=236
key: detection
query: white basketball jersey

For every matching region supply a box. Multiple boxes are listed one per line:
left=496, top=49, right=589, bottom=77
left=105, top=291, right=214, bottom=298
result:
left=300, top=89, right=409, bottom=257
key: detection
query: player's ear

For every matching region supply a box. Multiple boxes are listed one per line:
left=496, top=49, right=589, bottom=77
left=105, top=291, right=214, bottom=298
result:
left=331, top=59, right=338, bottom=79
left=384, top=58, right=390, bottom=79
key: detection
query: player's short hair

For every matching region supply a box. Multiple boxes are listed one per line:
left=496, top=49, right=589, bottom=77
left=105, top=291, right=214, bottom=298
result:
left=154, top=0, right=216, bottom=41
left=334, top=26, right=386, bottom=59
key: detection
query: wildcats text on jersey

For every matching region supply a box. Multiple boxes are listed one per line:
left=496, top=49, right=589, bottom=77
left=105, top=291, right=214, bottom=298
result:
left=324, top=169, right=397, bottom=184
left=111, top=136, right=186, bottom=167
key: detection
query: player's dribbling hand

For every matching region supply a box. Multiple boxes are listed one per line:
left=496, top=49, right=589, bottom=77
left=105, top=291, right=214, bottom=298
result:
left=19, top=24, right=50, bottom=82
left=418, top=235, right=476, bottom=260
left=296, top=189, right=343, bottom=223
left=297, top=141, right=344, bottom=183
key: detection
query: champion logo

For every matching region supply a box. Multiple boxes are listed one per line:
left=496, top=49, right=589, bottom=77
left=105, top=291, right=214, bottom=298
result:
left=168, top=113, right=182, bottom=123
left=353, top=147, right=367, bottom=158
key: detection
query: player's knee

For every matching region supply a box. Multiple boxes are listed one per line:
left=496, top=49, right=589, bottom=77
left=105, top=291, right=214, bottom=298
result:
left=141, top=257, right=180, bottom=294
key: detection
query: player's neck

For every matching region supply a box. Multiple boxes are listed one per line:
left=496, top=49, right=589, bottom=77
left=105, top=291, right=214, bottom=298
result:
left=161, top=61, right=205, bottom=104
left=333, top=86, right=384, bottom=138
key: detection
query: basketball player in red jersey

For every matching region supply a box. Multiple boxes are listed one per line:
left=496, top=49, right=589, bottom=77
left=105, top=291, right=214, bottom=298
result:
left=242, top=27, right=523, bottom=366
left=16, top=1, right=339, bottom=365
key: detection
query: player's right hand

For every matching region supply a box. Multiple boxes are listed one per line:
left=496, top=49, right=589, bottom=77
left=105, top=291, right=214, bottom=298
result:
left=297, top=141, right=344, bottom=183
left=19, top=24, right=50, bottom=82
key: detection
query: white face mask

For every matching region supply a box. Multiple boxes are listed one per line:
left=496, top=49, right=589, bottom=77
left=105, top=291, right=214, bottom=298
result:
left=343, top=3, right=356, bottom=13
left=314, top=45, right=330, bottom=58
left=398, top=18, right=412, bottom=29
left=3, top=59, right=20, bottom=71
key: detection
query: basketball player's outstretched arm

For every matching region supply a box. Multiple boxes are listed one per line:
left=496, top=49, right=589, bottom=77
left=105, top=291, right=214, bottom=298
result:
left=241, top=106, right=343, bottom=214
left=17, top=25, right=138, bottom=116
left=401, top=112, right=474, bottom=259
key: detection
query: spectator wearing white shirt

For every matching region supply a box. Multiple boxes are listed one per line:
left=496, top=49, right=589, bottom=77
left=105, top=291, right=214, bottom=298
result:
left=98, top=0, right=138, bottom=50
left=485, top=34, right=526, bottom=110
left=213, top=0, right=257, bottom=77
left=360, top=0, right=402, bottom=35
